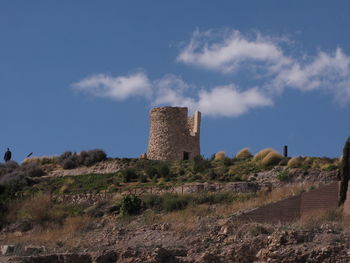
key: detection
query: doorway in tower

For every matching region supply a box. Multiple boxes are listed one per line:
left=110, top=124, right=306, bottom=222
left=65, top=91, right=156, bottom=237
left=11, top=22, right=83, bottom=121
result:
left=183, top=152, right=190, bottom=161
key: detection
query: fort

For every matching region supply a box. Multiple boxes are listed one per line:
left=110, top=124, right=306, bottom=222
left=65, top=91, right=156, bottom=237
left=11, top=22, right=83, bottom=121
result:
left=147, top=106, right=201, bottom=161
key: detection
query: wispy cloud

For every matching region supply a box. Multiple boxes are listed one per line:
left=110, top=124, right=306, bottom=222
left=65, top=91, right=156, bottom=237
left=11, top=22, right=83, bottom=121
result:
left=72, top=72, right=152, bottom=100
left=177, top=29, right=289, bottom=73
left=196, top=85, right=273, bottom=117
left=73, top=29, right=350, bottom=117
left=73, top=72, right=271, bottom=117
left=178, top=29, right=350, bottom=103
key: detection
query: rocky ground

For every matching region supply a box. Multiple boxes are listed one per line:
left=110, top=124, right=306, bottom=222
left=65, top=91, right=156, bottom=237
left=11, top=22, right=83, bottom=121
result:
left=1, top=214, right=350, bottom=262
left=0, top=159, right=347, bottom=263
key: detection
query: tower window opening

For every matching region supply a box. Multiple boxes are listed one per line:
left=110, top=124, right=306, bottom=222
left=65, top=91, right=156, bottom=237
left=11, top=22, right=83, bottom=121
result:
left=183, top=152, right=190, bottom=160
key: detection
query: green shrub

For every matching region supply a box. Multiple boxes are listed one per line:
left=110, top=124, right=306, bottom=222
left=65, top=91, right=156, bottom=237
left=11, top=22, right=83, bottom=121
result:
left=62, top=157, right=77, bottom=169
left=59, top=149, right=107, bottom=169
left=261, top=151, right=283, bottom=166
left=158, top=163, right=170, bottom=178
left=223, top=157, right=232, bottom=166
left=142, top=194, right=163, bottom=211
left=138, top=174, right=148, bottom=183
left=145, top=166, right=158, bottom=179
left=120, top=195, right=142, bottom=216
left=193, top=192, right=233, bottom=205
left=277, top=170, right=290, bottom=181
left=206, top=169, right=218, bottom=180
left=192, top=155, right=211, bottom=173
left=236, top=148, right=253, bottom=160
left=121, top=168, right=138, bottom=183
left=162, top=194, right=189, bottom=212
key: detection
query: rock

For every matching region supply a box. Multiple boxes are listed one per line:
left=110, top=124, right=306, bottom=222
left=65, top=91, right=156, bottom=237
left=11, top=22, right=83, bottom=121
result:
left=219, top=224, right=234, bottom=235
left=24, top=246, right=46, bottom=255
left=1, top=245, right=15, bottom=255
left=160, top=223, right=171, bottom=231
left=153, top=247, right=176, bottom=263
left=195, top=253, right=221, bottom=263
left=93, top=250, right=118, bottom=263
left=14, top=231, right=23, bottom=237
left=12, top=254, right=92, bottom=263
left=61, top=253, right=92, bottom=263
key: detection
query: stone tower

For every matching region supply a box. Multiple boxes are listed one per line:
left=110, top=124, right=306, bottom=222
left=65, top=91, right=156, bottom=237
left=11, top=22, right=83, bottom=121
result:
left=147, top=106, right=201, bottom=161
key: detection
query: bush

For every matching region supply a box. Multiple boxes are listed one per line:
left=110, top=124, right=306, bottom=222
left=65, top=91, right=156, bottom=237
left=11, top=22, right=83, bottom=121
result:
left=287, top=157, right=304, bottom=168
left=222, top=157, right=232, bottom=166
left=236, top=148, right=253, bottom=160
left=277, top=170, right=290, bottom=181
left=121, top=168, right=138, bottom=183
left=0, top=163, right=45, bottom=193
left=192, top=155, right=211, bottom=173
left=158, top=163, right=170, bottom=178
left=261, top=151, right=283, bottom=166
left=59, top=149, right=107, bottom=169
left=162, top=194, right=189, bottom=212
left=206, top=169, right=218, bottom=180
left=120, top=195, right=142, bottom=216
left=214, top=151, right=226, bottom=161
left=138, top=174, right=148, bottom=183
left=62, top=157, right=77, bottom=169
left=145, top=166, right=158, bottom=179
left=142, top=194, right=163, bottom=211
left=7, top=193, right=66, bottom=225
left=253, top=148, right=274, bottom=162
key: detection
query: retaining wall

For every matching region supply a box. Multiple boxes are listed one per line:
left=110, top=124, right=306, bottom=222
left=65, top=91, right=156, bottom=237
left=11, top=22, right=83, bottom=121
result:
left=233, top=181, right=339, bottom=223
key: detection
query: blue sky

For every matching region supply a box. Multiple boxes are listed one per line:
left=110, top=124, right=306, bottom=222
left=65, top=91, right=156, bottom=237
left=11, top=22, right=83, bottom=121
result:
left=1, top=1, right=350, bottom=162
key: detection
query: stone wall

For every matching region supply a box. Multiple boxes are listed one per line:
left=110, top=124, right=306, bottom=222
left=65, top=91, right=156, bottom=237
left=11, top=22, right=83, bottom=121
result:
left=342, top=182, right=350, bottom=221
left=147, top=107, right=201, bottom=161
left=233, top=182, right=339, bottom=223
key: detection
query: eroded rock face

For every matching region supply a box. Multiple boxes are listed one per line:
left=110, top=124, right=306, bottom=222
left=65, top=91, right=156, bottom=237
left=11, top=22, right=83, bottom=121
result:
left=256, top=229, right=350, bottom=263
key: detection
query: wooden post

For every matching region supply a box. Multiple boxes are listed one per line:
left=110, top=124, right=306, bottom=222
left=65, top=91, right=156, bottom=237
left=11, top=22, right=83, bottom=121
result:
left=283, top=145, right=288, bottom=158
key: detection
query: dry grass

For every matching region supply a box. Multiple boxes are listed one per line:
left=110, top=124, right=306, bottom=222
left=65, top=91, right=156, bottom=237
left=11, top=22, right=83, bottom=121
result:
left=253, top=148, right=275, bottom=162
left=215, top=183, right=315, bottom=217
left=287, top=157, right=304, bottom=168
left=7, top=194, right=55, bottom=224
left=22, top=156, right=58, bottom=165
left=134, top=183, right=317, bottom=233
left=296, top=208, right=343, bottom=230
left=214, top=151, right=226, bottom=161
left=157, top=204, right=211, bottom=233
left=235, top=148, right=253, bottom=160
left=261, top=151, right=283, bottom=166
left=2, top=215, right=94, bottom=249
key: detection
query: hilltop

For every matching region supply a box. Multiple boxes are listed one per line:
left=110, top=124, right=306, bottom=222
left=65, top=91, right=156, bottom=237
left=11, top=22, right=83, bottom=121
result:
left=0, top=149, right=349, bottom=262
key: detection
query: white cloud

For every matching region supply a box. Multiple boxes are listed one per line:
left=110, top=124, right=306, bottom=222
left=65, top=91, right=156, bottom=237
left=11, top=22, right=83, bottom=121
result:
left=272, top=48, right=350, bottom=93
left=72, top=72, right=152, bottom=100
left=74, top=72, right=272, bottom=117
left=178, top=30, right=350, bottom=104
left=196, top=85, right=273, bottom=117
left=177, top=29, right=288, bottom=73
left=74, top=29, right=350, bottom=118
left=152, top=74, right=196, bottom=107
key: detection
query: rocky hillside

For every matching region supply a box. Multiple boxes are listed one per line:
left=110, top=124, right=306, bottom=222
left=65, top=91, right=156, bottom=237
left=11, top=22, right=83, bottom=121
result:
left=0, top=150, right=348, bottom=262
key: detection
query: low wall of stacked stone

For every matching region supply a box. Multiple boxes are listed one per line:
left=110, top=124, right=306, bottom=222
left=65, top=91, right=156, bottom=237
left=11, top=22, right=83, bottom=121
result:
left=52, top=182, right=259, bottom=206
left=233, top=181, right=339, bottom=223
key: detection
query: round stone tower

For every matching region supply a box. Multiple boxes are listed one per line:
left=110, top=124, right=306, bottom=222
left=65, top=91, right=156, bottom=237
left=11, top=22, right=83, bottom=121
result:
left=147, top=106, right=201, bottom=161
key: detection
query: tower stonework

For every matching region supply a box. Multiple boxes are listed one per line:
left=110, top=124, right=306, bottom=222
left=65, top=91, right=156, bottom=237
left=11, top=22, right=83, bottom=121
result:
left=147, top=106, right=201, bottom=161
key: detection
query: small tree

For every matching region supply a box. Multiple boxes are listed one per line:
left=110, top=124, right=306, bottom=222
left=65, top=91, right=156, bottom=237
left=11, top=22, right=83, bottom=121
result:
left=339, top=137, right=350, bottom=205
left=120, top=195, right=142, bottom=216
